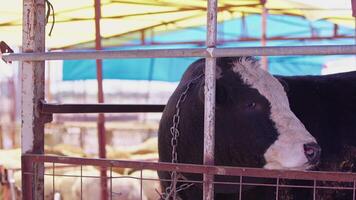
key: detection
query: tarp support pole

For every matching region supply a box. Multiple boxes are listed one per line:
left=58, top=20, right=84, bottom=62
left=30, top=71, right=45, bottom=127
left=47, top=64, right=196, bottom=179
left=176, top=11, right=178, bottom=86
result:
left=204, top=0, right=217, bottom=199
left=8, top=78, right=17, bottom=147
left=261, top=0, right=268, bottom=70
left=94, top=0, right=108, bottom=200
left=21, top=0, right=46, bottom=199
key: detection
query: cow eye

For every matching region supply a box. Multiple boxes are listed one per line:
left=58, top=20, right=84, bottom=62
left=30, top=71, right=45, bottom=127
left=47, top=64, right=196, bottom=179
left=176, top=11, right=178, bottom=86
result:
left=246, top=102, right=256, bottom=110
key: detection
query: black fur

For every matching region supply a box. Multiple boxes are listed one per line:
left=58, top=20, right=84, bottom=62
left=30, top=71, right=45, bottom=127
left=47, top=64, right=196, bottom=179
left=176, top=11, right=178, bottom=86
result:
left=158, top=57, right=356, bottom=199
left=277, top=72, right=356, bottom=199
left=158, top=57, right=280, bottom=199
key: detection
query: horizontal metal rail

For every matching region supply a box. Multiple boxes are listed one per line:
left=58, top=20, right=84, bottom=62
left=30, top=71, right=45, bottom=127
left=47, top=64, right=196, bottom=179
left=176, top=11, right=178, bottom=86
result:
left=212, top=45, right=356, bottom=57
left=40, top=102, right=165, bottom=113
left=3, top=45, right=356, bottom=62
left=51, top=35, right=356, bottom=50
left=23, top=154, right=356, bottom=183
left=2, top=48, right=205, bottom=62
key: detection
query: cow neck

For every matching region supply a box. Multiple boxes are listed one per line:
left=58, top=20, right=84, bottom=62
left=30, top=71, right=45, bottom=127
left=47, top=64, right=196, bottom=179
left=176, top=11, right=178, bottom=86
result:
left=161, top=73, right=203, bottom=200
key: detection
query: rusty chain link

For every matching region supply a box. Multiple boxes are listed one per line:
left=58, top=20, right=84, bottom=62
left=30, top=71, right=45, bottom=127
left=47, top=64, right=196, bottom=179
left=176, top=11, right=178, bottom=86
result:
left=160, top=73, right=203, bottom=200
left=45, top=0, right=55, bottom=36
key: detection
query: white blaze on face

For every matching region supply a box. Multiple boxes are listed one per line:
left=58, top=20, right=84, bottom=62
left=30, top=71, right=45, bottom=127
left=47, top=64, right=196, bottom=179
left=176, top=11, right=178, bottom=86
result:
left=232, top=57, right=317, bottom=170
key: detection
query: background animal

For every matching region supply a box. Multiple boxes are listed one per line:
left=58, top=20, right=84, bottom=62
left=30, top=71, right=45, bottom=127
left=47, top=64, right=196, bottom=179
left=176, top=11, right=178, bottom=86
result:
left=13, top=166, right=147, bottom=200
left=276, top=72, right=356, bottom=199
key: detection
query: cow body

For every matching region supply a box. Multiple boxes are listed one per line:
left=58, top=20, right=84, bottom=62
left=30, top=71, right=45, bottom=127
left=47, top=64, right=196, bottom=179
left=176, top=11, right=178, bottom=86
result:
left=279, top=72, right=356, bottom=158
left=158, top=57, right=320, bottom=199
left=277, top=72, right=356, bottom=199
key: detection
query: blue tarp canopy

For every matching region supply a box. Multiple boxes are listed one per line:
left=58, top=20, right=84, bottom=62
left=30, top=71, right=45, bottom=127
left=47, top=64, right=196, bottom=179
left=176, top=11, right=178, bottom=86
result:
left=63, top=15, right=355, bottom=82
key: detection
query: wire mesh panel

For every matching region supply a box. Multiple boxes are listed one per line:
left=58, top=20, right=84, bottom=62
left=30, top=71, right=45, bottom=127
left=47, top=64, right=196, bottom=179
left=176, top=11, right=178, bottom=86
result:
left=21, top=154, right=356, bottom=200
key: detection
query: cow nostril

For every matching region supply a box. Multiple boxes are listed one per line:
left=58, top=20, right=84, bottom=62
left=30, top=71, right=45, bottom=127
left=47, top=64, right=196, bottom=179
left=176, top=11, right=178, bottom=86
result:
left=303, top=142, right=321, bottom=165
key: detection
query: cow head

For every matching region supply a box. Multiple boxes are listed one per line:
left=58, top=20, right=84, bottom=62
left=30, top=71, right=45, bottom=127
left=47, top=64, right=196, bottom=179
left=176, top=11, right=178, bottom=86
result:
left=199, top=57, right=320, bottom=170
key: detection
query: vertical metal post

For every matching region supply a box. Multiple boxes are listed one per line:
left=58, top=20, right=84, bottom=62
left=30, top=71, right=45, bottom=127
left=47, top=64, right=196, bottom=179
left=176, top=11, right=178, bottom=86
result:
left=80, top=165, right=83, bottom=200
left=352, top=0, right=356, bottom=64
left=354, top=17, right=356, bottom=44
left=275, top=178, right=279, bottom=200
left=313, top=180, right=316, bottom=200
left=94, top=0, right=108, bottom=200
left=241, top=12, right=247, bottom=38
left=333, top=24, right=339, bottom=37
left=0, top=125, right=2, bottom=149
left=141, top=30, right=146, bottom=45
left=352, top=180, right=355, bottom=200
left=352, top=0, right=356, bottom=21
left=21, top=0, right=46, bottom=199
left=261, top=0, right=268, bottom=70
left=45, top=60, right=52, bottom=101
left=94, top=0, right=108, bottom=199
left=239, top=176, right=242, bottom=200
left=8, top=78, right=17, bottom=147
left=204, top=0, right=217, bottom=199
left=52, top=163, right=55, bottom=196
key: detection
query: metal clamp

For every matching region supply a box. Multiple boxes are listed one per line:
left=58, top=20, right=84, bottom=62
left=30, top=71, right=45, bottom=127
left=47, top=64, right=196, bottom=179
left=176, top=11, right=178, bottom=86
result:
left=39, top=100, right=54, bottom=124
left=0, top=41, right=14, bottom=64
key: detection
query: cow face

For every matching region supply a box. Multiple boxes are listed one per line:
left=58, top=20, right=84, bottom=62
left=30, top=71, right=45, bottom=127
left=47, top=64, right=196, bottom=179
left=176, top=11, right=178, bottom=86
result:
left=209, top=57, right=320, bottom=170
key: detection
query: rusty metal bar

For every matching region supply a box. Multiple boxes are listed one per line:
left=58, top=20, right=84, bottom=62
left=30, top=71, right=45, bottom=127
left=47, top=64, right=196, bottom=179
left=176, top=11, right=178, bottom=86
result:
left=47, top=35, right=356, bottom=50
left=94, top=1, right=108, bottom=199
left=40, top=102, right=165, bottom=113
left=21, top=0, right=46, bottom=199
left=204, top=0, right=218, bottom=199
left=80, top=165, right=83, bottom=200
left=4, top=45, right=356, bottom=62
left=210, top=180, right=355, bottom=190
left=52, top=163, right=55, bottom=197
left=26, top=171, right=356, bottom=191
left=313, top=179, right=317, bottom=200
left=239, top=176, right=242, bottom=200
left=1, top=49, right=206, bottom=61
left=23, top=154, right=356, bottom=183
left=140, top=169, right=143, bottom=200
left=110, top=166, right=113, bottom=200
left=261, top=3, right=269, bottom=70
left=8, top=78, right=17, bottom=147
left=354, top=0, right=356, bottom=45
left=353, top=180, right=355, bottom=200
left=211, top=45, right=356, bottom=57
left=275, top=177, right=279, bottom=200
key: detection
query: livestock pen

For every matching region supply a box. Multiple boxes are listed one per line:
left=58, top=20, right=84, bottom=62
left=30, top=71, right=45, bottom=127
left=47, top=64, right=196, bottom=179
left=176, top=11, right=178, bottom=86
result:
left=1, top=0, right=356, bottom=199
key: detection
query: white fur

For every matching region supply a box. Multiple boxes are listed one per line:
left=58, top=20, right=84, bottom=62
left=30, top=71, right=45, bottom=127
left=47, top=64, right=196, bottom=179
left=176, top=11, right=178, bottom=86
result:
left=232, top=57, right=317, bottom=170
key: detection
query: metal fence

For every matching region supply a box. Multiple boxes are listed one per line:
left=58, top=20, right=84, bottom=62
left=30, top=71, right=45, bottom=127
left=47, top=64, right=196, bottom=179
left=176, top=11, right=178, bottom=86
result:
left=1, top=0, right=356, bottom=199
left=21, top=154, right=356, bottom=200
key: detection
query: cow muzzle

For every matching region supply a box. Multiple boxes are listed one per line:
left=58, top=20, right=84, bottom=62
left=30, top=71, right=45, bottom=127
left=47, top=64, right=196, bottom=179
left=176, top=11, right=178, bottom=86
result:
left=303, top=142, right=321, bottom=165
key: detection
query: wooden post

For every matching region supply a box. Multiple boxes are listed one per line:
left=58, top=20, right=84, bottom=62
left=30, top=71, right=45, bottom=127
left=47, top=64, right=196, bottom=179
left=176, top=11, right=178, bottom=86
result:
left=21, top=0, right=46, bottom=199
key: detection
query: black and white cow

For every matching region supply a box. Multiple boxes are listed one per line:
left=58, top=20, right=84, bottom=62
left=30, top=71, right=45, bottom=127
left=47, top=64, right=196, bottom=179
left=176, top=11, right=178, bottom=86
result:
left=158, top=57, right=322, bottom=199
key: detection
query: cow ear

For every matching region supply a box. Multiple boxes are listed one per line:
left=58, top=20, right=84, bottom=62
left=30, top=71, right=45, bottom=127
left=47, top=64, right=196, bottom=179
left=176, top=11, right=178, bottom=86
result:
left=198, top=81, right=227, bottom=107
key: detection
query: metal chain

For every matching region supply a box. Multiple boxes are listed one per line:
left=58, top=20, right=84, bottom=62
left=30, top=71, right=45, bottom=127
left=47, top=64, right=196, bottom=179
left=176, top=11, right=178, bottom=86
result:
left=160, top=73, right=203, bottom=200
left=45, top=0, right=55, bottom=36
